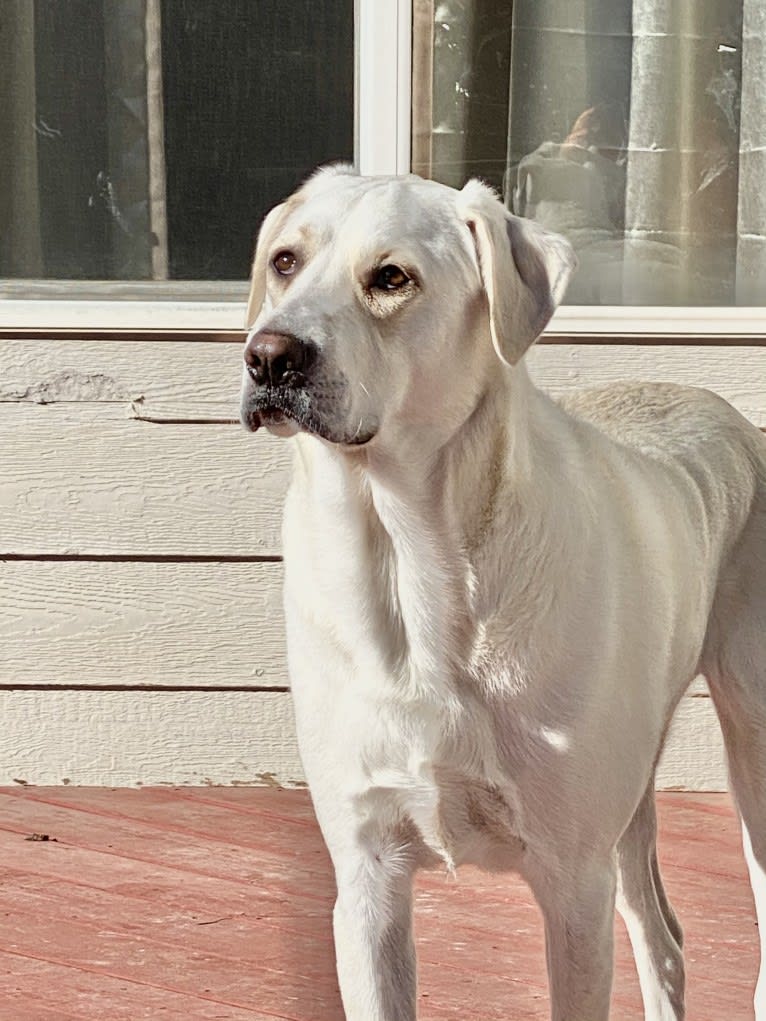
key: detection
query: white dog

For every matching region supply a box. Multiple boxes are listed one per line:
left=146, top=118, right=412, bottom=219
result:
left=240, top=165, right=766, bottom=1021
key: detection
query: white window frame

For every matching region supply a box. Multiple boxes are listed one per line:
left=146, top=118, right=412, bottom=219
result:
left=1, top=0, right=764, bottom=342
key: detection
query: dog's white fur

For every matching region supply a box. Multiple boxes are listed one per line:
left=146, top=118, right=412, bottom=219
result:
left=241, top=167, right=766, bottom=1020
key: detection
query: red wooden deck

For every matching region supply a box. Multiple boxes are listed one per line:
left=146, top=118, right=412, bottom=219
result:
left=0, top=788, right=756, bottom=1020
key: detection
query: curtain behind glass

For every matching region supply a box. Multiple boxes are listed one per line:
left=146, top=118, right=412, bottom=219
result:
left=413, top=0, right=766, bottom=306
left=0, top=0, right=43, bottom=277
left=0, top=0, right=163, bottom=279
left=0, top=0, right=354, bottom=284
left=621, top=0, right=741, bottom=304
left=507, top=0, right=633, bottom=304
left=737, top=0, right=766, bottom=303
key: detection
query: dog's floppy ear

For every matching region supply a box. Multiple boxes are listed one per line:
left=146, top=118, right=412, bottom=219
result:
left=245, top=202, right=289, bottom=329
left=458, top=180, right=576, bottom=365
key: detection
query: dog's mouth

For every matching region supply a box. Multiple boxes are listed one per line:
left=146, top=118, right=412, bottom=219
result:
left=241, top=390, right=304, bottom=437
left=241, top=386, right=376, bottom=447
left=245, top=405, right=301, bottom=438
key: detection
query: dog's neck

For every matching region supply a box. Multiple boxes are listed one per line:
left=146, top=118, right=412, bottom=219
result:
left=364, top=361, right=533, bottom=528
left=291, top=363, right=556, bottom=698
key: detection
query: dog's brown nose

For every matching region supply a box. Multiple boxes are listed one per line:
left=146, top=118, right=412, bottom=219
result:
left=244, top=331, right=316, bottom=387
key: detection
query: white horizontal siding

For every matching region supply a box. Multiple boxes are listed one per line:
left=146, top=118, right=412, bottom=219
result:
left=2, top=335, right=762, bottom=788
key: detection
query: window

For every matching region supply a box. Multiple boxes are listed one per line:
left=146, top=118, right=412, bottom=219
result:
left=2, top=0, right=765, bottom=335
left=412, top=0, right=766, bottom=308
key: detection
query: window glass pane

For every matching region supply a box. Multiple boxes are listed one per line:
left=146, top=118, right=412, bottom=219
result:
left=412, top=0, right=766, bottom=306
left=0, top=0, right=354, bottom=288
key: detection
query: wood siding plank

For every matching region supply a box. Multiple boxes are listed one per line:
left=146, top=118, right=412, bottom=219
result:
left=0, top=405, right=288, bottom=555
left=656, top=691, right=727, bottom=791
left=0, top=690, right=303, bottom=787
left=1, top=339, right=765, bottom=423
left=0, top=561, right=285, bottom=688
left=0, top=338, right=243, bottom=419
left=1, top=345, right=764, bottom=557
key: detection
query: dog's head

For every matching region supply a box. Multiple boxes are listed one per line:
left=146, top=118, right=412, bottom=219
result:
left=241, top=166, right=575, bottom=449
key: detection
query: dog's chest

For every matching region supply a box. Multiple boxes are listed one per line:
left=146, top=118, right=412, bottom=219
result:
left=284, top=462, right=530, bottom=869
left=415, top=767, right=527, bottom=871
left=361, top=719, right=528, bottom=873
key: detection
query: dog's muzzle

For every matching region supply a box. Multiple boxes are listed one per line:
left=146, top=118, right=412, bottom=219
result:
left=241, top=330, right=317, bottom=434
left=241, top=330, right=376, bottom=445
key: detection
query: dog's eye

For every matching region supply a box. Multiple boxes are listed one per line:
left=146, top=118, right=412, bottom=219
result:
left=372, top=264, right=410, bottom=291
left=273, top=250, right=297, bottom=276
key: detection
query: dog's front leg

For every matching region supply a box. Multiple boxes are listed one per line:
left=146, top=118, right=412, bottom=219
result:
left=332, top=837, right=417, bottom=1021
left=530, top=858, right=617, bottom=1021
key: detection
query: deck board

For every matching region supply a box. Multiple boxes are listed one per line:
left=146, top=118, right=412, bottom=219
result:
left=0, top=788, right=757, bottom=1019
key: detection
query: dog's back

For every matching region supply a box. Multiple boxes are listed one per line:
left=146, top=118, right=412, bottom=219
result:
left=559, top=379, right=765, bottom=551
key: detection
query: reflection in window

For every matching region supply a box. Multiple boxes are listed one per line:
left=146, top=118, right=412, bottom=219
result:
left=0, top=0, right=354, bottom=284
left=413, top=0, right=766, bottom=306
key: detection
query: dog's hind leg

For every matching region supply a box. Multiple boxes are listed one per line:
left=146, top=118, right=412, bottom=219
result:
left=706, top=687, right=766, bottom=1021
left=527, top=857, right=617, bottom=1021
left=616, top=775, right=685, bottom=1020
left=703, top=487, right=766, bottom=1019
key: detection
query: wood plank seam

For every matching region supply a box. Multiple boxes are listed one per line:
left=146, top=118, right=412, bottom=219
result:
left=0, top=553, right=282, bottom=562
left=0, top=683, right=290, bottom=693
left=132, top=413, right=240, bottom=425
left=1, top=328, right=765, bottom=345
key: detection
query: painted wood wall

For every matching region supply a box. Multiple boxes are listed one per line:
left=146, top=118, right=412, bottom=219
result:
left=2, top=334, right=765, bottom=788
